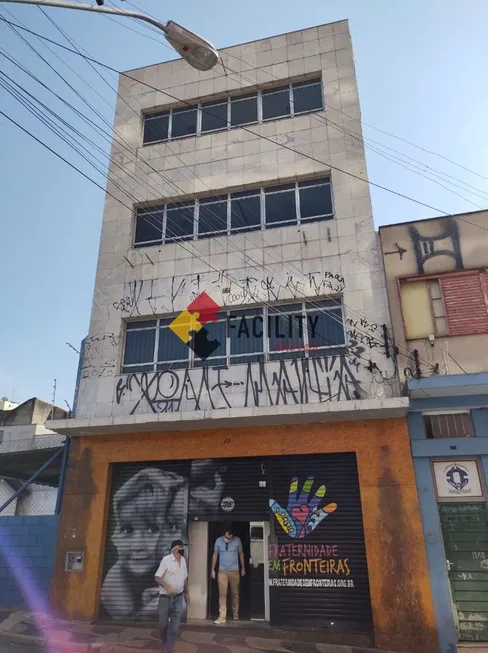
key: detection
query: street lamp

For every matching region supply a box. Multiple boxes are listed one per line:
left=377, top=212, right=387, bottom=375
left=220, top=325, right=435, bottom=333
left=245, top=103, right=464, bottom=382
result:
left=0, top=0, right=220, bottom=70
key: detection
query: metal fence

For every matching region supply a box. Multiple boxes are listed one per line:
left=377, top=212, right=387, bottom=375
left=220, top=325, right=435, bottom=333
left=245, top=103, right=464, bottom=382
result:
left=0, top=436, right=68, bottom=517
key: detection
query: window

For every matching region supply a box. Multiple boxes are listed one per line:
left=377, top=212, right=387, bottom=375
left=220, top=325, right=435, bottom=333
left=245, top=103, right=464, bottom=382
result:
left=201, top=100, right=228, bottom=133
left=134, top=205, right=163, bottom=247
left=265, top=184, right=296, bottom=228
left=292, top=80, right=323, bottom=114
left=198, top=196, right=228, bottom=238
left=299, top=178, right=333, bottom=221
left=165, top=202, right=194, bottom=242
left=134, top=178, right=333, bottom=248
left=230, top=93, right=258, bottom=127
left=262, top=85, right=290, bottom=121
left=170, top=107, right=197, bottom=139
left=143, top=112, right=169, bottom=144
left=424, top=413, right=473, bottom=439
left=122, top=299, right=346, bottom=371
left=269, top=300, right=346, bottom=360
left=123, top=320, right=157, bottom=372
left=400, top=270, right=488, bottom=340
left=142, top=77, right=324, bottom=145
left=429, top=280, right=447, bottom=336
left=229, top=308, right=265, bottom=365
left=157, top=319, right=190, bottom=370
left=193, top=313, right=227, bottom=367
left=230, top=190, right=261, bottom=233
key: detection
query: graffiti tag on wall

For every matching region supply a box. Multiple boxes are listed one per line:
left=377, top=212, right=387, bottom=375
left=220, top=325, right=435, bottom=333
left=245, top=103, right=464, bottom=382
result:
left=82, top=332, right=120, bottom=378
left=114, top=355, right=365, bottom=415
left=409, top=218, right=463, bottom=274
left=111, top=268, right=346, bottom=318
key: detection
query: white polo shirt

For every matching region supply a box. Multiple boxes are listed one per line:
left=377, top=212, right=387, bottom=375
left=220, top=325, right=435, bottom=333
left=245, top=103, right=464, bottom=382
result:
left=155, top=553, right=188, bottom=596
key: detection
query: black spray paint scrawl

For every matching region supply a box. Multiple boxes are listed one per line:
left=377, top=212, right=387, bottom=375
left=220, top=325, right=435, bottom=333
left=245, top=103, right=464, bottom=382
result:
left=409, top=218, right=463, bottom=274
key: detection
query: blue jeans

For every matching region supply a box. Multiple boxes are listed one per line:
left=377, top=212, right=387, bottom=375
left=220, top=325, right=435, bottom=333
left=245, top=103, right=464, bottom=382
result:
left=158, top=594, right=183, bottom=653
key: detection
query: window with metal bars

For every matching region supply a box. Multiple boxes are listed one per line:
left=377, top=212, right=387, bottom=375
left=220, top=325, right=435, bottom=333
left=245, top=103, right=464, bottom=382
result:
left=424, top=413, right=473, bottom=439
left=142, top=78, right=323, bottom=145
left=122, top=299, right=346, bottom=373
left=134, top=177, right=333, bottom=247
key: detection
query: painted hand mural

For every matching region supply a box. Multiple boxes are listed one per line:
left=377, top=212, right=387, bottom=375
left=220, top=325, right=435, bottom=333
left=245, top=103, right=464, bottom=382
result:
left=269, top=476, right=337, bottom=539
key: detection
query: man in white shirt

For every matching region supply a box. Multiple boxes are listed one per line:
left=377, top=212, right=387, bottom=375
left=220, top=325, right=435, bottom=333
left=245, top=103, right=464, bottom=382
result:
left=155, top=539, right=189, bottom=653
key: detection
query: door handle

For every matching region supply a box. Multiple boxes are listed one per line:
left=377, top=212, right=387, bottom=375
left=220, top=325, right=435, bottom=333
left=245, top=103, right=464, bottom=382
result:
left=446, top=559, right=453, bottom=571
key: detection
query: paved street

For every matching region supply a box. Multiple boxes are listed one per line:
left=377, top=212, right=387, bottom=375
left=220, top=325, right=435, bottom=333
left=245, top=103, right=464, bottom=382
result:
left=1, top=642, right=46, bottom=653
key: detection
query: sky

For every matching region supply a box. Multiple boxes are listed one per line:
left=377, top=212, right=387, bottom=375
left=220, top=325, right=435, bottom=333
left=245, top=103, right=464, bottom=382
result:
left=0, top=0, right=487, bottom=408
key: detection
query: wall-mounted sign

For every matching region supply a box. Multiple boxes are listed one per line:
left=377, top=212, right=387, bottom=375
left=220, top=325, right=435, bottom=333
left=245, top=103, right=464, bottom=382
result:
left=433, top=461, right=483, bottom=499
left=220, top=496, right=235, bottom=512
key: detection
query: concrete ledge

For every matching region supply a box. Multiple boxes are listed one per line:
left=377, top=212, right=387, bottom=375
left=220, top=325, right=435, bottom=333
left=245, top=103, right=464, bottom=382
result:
left=47, top=397, right=409, bottom=437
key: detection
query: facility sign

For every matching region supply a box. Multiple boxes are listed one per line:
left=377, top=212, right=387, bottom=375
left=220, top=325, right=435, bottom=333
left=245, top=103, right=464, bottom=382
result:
left=433, top=460, right=483, bottom=499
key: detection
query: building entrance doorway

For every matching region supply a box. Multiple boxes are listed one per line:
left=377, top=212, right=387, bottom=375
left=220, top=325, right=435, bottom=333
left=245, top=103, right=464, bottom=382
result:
left=207, top=521, right=268, bottom=621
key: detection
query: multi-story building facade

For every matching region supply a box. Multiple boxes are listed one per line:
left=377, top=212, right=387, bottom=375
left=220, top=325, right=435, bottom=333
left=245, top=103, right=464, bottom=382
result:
left=380, top=212, right=488, bottom=653
left=49, top=22, right=437, bottom=651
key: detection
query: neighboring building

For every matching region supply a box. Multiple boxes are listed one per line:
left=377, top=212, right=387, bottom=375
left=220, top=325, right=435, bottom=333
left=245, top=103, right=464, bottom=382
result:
left=0, top=398, right=67, bottom=516
left=0, top=398, right=18, bottom=411
left=380, top=214, right=488, bottom=653
left=49, top=22, right=437, bottom=651
left=379, top=210, right=488, bottom=378
left=0, top=398, right=68, bottom=608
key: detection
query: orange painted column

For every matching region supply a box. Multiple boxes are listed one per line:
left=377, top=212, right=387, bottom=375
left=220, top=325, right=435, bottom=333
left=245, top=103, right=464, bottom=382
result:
left=51, top=418, right=438, bottom=653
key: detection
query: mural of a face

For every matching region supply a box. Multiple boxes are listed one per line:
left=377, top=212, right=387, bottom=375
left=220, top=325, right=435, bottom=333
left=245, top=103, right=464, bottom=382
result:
left=189, top=459, right=226, bottom=517
left=112, top=469, right=186, bottom=578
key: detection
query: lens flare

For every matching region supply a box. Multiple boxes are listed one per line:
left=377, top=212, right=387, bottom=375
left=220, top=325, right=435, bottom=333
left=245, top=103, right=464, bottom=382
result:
left=0, top=525, right=77, bottom=653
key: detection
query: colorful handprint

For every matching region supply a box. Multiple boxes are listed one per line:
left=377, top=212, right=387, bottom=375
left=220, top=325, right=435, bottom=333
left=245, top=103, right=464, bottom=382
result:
left=269, top=476, right=337, bottom=539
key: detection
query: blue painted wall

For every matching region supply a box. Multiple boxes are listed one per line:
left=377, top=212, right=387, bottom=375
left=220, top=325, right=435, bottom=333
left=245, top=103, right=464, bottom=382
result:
left=0, top=515, right=59, bottom=607
left=414, top=458, right=458, bottom=653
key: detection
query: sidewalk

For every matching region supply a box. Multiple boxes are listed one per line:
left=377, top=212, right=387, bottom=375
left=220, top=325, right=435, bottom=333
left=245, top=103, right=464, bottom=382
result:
left=0, top=610, right=398, bottom=653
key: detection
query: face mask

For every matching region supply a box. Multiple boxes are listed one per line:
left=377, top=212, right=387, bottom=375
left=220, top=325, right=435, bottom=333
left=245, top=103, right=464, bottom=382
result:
left=177, top=549, right=185, bottom=557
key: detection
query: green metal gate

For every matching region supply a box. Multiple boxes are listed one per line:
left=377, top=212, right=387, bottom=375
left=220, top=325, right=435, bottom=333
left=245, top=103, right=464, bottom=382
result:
left=439, top=502, right=488, bottom=642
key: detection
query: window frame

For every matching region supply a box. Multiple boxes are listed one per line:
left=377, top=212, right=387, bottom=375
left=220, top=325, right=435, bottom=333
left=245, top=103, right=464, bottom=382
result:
left=426, top=278, right=448, bottom=337
left=121, top=299, right=347, bottom=373
left=399, top=276, right=447, bottom=340
left=399, top=270, right=488, bottom=340
left=423, top=411, right=473, bottom=439
left=134, top=177, right=333, bottom=248
left=141, top=77, right=324, bottom=145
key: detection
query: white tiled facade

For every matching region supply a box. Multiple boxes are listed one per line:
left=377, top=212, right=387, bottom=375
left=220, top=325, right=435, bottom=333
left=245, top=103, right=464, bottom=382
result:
left=72, top=21, right=401, bottom=428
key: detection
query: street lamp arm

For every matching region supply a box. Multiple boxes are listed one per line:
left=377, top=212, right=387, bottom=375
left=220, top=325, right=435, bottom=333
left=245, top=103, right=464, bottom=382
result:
left=0, top=0, right=219, bottom=69
left=0, top=0, right=168, bottom=33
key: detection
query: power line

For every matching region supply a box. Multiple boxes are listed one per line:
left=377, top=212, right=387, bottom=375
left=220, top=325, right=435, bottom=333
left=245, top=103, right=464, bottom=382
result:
left=0, top=20, right=424, bottom=380
left=87, top=2, right=488, bottom=198
left=2, top=14, right=380, bottom=342
left=0, top=16, right=454, bottom=218
left=0, top=99, right=390, bottom=381
left=0, top=16, right=441, bottom=376
left=217, top=60, right=488, bottom=210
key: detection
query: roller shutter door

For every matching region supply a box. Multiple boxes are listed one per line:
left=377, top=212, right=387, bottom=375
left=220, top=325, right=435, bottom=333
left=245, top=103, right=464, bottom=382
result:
left=268, top=452, right=372, bottom=631
left=440, top=503, right=488, bottom=642
left=99, top=461, right=189, bottom=622
left=189, top=457, right=269, bottom=522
